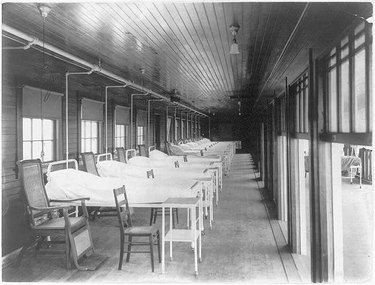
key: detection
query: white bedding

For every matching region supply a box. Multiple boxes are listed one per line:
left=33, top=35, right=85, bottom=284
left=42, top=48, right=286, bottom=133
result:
left=97, top=159, right=209, bottom=182
left=46, top=169, right=199, bottom=207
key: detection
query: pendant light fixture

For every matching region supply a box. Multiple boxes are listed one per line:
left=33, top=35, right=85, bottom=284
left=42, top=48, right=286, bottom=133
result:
left=37, top=3, right=51, bottom=162
left=229, top=24, right=240, bottom=55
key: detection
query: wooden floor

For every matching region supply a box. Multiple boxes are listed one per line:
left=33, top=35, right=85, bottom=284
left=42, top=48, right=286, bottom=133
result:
left=2, top=153, right=301, bottom=282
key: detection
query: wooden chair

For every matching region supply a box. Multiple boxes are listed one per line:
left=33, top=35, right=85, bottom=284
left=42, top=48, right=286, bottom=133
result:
left=113, top=186, right=160, bottom=272
left=147, top=169, right=179, bottom=227
left=138, top=144, right=147, bottom=157
left=116, top=147, right=126, bottom=163
left=17, top=159, right=94, bottom=270
left=81, top=152, right=116, bottom=219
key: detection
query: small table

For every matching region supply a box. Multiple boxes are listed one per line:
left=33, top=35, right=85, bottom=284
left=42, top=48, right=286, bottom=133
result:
left=161, top=197, right=203, bottom=276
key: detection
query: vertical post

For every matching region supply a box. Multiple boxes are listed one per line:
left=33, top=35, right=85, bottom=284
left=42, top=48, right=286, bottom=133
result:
left=208, top=116, right=211, bottom=139
left=308, top=48, right=323, bottom=283
left=65, top=74, right=69, bottom=163
left=166, top=105, right=169, bottom=143
left=148, top=100, right=151, bottom=148
left=105, top=87, right=108, bottom=152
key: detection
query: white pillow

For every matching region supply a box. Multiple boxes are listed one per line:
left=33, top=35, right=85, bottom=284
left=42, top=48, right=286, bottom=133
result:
left=128, top=156, right=152, bottom=167
left=149, top=150, right=169, bottom=159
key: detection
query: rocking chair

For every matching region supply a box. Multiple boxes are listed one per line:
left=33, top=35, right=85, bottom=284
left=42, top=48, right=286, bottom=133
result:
left=17, top=159, right=97, bottom=270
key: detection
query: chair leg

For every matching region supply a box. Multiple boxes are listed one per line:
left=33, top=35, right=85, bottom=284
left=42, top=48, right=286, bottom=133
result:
left=65, top=233, right=71, bottom=270
left=157, top=231, right=161, bottom=263
left=149, top=235, right=154, bottom=272
left=173, top=208, right=176, bottom=228
left=17, top=237, right=35, bottom=266
left=150, top=209, right=154, bottom=226
left=153, top=208, right=158, bottom=224
left=175, top=209, right=179, bottom=224
left=126, top=236, right=132, bottom=262
left=118, top=236, right=124, bottom=270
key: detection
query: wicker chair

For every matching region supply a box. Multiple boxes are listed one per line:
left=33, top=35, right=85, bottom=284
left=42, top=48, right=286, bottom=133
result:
left=81, top=152, right=117, bottom=220
left=17, top=159, right=93, bottom=270
left=113, top=186, right=160, bottom=272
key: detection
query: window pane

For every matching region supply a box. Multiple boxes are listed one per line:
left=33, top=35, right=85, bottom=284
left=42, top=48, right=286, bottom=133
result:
left=85, top=121, right=91, bottom=138
left=43, top=119, right=54, bottom=140
left=299, top=90, right=304, bottom=132
left=32, top=141, right=43, bottom=159
left=92, top=139, right=97, bottom=153
left=32, top=119, right=42, bottom=140
left=295, top=93, right=300, bottom=132
left=329, top=69, right=338, bottom=132
left=354, top=49, right=367, bottom=132
left=355, top=34, right=365, bottom=49
left=305, top=86, right=309, bottom=133
left=91, top=122, right=97, bottom=138
left=340, top=60, right=350, bottom=132
left=85, top=139, right=91, bottom=153
left=23, top=142, right=31, bottom=159
left=23, top=118, right=32, bottom=140
left=43, top=141, right=53, bottom=161
left=354, top=22, right=365, bottom=35
left=370, top=43, right=372, bottom=132
left=341, top=46, right=349, bottom=59
left=81, top=139, right=85, bottom=152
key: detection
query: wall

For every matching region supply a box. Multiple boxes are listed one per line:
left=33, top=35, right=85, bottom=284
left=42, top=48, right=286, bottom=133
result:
left=1, top=74, right=168, bottom=257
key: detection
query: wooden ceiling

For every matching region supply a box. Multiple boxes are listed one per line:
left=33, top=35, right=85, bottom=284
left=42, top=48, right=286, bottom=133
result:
left=2, top=2, right=372, bottom=116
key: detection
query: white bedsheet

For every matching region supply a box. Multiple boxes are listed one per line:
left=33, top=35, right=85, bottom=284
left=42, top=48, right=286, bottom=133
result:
left=46, top=169, right=198, bottom=207
left=97, top=160, right=209, bottom=181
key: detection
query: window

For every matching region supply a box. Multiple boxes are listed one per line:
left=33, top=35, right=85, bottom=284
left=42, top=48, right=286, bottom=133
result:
left=175, top=118, right=180, bottom=140
left=290, top=71, right=309, bottom=134
left=326, top=22, right=372, bottom=133
left=182, top=119, right=186, bottom=139
left=81, top=120, right=99, bottom=153
left=137, top=126, right=145, bottom=145
left=23, top=118, right=55, bottom=162
left=115, top=124, right=129, bottom=148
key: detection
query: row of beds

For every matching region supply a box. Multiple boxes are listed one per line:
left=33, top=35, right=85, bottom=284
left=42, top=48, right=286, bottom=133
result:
left=44, top=139, right=236, bottom=273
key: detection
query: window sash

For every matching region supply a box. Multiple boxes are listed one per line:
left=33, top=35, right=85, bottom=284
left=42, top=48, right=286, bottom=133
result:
left=22, top=117, right=56, bottom=162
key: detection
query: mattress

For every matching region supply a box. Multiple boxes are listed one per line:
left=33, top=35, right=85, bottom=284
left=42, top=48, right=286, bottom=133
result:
left=46, top=168, right=199, bottom=207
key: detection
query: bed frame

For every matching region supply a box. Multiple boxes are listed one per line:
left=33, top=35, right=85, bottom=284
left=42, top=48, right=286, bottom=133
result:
left=125, top=149, right=137, bottom=163
left=96, top=153, right=113, bottom=163
left=47, top=159, right=78, bottom=174
left=148, top=145, right=156, bottom=154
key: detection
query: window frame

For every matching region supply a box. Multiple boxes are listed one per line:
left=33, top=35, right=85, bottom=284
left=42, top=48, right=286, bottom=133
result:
left=325, top=21, right=372, bottom=135
left=137, top=125, right=145, bottom=145
left=81, top=119, right=101, bottom=154
left=22, top=117, right=57, bottom=162
left=115, top=123, right=129, bottom=149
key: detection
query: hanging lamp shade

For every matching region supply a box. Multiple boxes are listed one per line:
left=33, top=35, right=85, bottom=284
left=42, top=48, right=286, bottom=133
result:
left=230, top=39, right=240, bottom=55
left=229, top=24, right=240, bottom=55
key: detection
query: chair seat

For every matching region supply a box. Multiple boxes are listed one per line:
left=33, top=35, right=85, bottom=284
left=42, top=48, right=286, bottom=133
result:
left=124, top=225, right=158, bottom=235
left=35, top=217, right=86, bottom=231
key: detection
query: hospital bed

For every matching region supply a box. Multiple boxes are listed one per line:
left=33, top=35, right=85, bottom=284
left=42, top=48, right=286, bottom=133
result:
left=127, top=147, right=222, bottom=207
left=94, top=152, right=215, bottom=228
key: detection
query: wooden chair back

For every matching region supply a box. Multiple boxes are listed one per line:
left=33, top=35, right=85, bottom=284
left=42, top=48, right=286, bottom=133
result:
left=81, top=152, right=100, bottom=176
left=116, top=147, right=126, bottom=163
left=146, top=169, right=154, bottom=179
left=138, top=144, right=147, bottom=157
left=113, top=186, right=132, bottom=229
left=17, top=159, right=51, bottom=227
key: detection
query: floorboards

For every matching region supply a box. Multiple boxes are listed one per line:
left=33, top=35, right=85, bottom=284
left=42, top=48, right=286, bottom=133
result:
left=2, top=153, right=297, bottom=283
